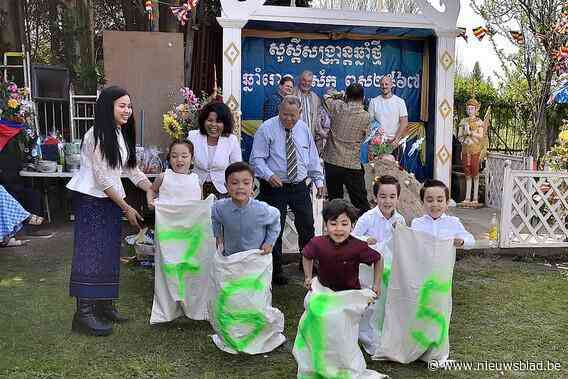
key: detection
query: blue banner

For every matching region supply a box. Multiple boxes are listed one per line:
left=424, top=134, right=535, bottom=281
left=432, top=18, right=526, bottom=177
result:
left=241, top=37, right=424, bottom=126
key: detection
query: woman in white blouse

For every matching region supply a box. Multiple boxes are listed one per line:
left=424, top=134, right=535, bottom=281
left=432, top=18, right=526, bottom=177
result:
left=66, top=86, right=154, bottom=337
left=187, top=102, right=242, bottom=199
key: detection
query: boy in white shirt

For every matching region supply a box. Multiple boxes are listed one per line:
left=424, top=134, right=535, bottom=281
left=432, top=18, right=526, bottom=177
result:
left=353, top=175, right=405, bottom=245
left=411, top=179, right=475, bottom=249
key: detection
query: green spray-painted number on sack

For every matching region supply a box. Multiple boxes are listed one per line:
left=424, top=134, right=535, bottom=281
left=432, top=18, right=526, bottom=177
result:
left=382, top=262, right=392, bottom=287
left=157, top=224, right=205, bottom=298
left=410, top=275, right=451, bottom=349
left=295, top=293, right=351, bottom=379
left=215, top=276, right=267, bottom=352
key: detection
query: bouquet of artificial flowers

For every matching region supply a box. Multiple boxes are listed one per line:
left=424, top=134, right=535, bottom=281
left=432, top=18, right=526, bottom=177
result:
left=162, top=87, right=223, bottom=141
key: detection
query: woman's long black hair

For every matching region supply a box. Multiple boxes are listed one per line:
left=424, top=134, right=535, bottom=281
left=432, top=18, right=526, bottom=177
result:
left=93, top=86, right=137, bottom=169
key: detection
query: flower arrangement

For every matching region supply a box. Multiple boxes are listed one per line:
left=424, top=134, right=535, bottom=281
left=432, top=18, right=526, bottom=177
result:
left=544, top=121, right=568, bottom=171
left=162, top=87, right=222, bottom=141
left=368, top=127, right=395, bottom=158
left=0, top=79, right=38, bottom=161
left=0, top=80, right=34, bottom=125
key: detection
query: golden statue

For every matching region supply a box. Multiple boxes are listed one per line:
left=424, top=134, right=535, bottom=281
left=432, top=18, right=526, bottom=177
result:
left=457, top=96, right=490, bottom=206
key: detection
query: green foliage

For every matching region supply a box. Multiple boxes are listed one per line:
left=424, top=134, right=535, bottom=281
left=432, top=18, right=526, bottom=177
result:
left=472, top=0, right=567, bottom=158
left=73, top=63, right=105, bottom=94
left=471, top=62, right=483, bottom=83
left=453, top=73, right=531, bottom=152
left=544, top=120, right=568, bottom=170
left=454, top=74, right=499, bottom=112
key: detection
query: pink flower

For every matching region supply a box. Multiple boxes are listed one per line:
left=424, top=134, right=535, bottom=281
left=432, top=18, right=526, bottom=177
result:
left=179, top=87, right=190, bottom=97
left=8, top=83, right=18, bottom=93
left=179, top=87, right=198, bottom=105
left=371, top=136, right=383, bottom=145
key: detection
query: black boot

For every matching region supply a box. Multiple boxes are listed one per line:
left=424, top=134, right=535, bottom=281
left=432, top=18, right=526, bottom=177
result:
left=97, top=300, right=129, bottom=323
left=72, top=298, right=113, bottom=336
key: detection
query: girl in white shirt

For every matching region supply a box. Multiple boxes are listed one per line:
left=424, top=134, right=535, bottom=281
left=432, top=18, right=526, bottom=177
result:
left=151, top=140, right=201, bottom=204
left=66, top=86, right=154, bottom=337
left=187, top=102, right=242, bottom=199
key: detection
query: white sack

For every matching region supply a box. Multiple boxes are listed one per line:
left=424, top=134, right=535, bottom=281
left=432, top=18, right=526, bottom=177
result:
left=150, top=198, right=215, bottom=323
left=293, top=278, right=387, bottom=379
left=209, top=249, right=286, bottom=354
left=372, top=225, right=455, bottom=363
left=359, top=239, right=394, bottom=355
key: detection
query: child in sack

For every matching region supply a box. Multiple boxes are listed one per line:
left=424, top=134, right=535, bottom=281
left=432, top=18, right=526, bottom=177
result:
left=211, top=162, right=281, bottom=256
left=150, top=140, right=202, bottom=205
left=412, top=179, right=475, bottom=248
left=302, top=199, right=383, bottom=294
left=353, top=175, right=406, bottom=247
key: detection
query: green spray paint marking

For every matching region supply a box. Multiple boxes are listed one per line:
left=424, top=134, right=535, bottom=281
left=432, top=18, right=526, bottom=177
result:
left=295, top=293, right=350, bottom=379
left=157, top=224, right=205, bottom=298
left=382, top=262, right=392, bottom=287
left=215, top=276, right=267, bottom=351
left=375, top=262, right=392, bottom=333
left=410, top=275, right=452, bottom=349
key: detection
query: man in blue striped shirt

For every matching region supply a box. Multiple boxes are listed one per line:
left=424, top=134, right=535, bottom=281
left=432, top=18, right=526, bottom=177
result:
left=250, top=96, right=326, bottom=285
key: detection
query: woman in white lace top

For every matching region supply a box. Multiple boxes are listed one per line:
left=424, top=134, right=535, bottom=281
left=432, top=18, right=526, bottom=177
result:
left=66, top=86, right=154, bottom=336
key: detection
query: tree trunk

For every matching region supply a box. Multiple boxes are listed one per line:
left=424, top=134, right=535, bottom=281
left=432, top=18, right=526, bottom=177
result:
left=159, top=3, right=178, bottom=33
left=184, top=25, right=194, bottom=88
left=530, top=66, right=554, bottom=163
left=77, top=0, right=94, bottom=66
left=120, top=0, right=145, bottom=31
left=0, top=0, right=23, bottom=55
left=61, top=0, right=94, bottom=66
left=48, top=0, right=62, bottom=62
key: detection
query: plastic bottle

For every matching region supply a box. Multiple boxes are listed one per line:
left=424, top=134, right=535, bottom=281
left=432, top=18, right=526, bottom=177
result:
left=488, top=213, right=499, bottom=247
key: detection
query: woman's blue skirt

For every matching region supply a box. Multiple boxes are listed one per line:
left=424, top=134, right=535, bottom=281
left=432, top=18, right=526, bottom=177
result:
left=69, top=192, right=122, bottom=299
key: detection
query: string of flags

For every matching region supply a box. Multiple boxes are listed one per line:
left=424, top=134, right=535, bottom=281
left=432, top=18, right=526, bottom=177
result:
left=509, top=31, right=525, bottom=46
left=457, top=27, right=467, bottom=43
left=457, top=28, right=551, bottom=47
left=143, top=0, right=199, bottom=26
left=472, top=26, right=489, bottom=41
left=170, top=0, right=199, bottom=26
left=456, top=3, right=567, bottom=74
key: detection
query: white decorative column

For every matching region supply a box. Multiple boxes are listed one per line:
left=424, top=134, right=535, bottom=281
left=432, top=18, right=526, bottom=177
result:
left=433, top=31, right=457, bottom=187
left=217, top=18, right=247, bottom=139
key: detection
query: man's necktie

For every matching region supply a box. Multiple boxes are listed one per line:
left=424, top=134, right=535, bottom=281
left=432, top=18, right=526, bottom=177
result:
left=285, top=129, right=298, bottom=183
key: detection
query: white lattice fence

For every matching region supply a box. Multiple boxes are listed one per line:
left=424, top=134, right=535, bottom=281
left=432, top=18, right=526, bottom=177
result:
left=485, top=152, right=533, bottom=209
left=500, top=167, right=568, bottom=248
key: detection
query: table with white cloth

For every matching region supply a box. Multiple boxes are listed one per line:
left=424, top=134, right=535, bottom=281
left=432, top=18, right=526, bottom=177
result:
left=19, top=170, right=159, bottom=222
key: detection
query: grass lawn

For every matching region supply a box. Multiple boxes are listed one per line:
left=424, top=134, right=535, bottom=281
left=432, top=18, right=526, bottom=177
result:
left=1, top=224, right=567, bottom=378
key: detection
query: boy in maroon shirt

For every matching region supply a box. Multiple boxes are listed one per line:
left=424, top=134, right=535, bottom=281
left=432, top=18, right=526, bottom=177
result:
left=302, top=199, right=383, bottom=294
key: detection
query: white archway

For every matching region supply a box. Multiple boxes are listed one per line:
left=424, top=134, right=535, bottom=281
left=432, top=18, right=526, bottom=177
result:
left=218, top=0, right=460, bottom=185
